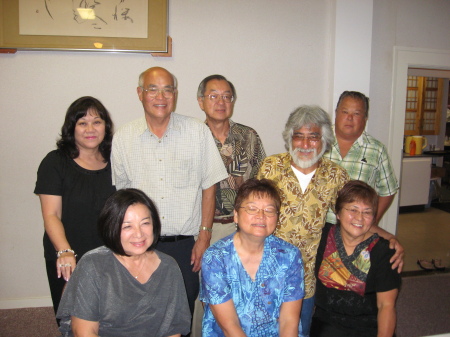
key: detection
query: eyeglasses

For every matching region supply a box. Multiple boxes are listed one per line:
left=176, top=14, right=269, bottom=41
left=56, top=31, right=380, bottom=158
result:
left=240, top=206, right=278, bottom=217
left=343, top=207, right=374, bottom=219
left=203, top=94, right=234, bottom=103
left=141, top=87, right=176, bottom=99
left=292, top=134, right=322, bottom=143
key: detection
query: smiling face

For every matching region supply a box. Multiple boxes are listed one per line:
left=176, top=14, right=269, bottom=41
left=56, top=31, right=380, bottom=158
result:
left=337, top=201, right=375, bottom=242
left=138, top=68, right=176, bottom=124
left=120, top=203, right=154, bottom=257
left=74, top=109, right=105, bottom=152
left=233, top=193, right=278, bottom=240
left=290, top=124, right=325, bottom=173
left=335, top=97, right=367, bottom=141
left=198, top=79, right=234, bottom=123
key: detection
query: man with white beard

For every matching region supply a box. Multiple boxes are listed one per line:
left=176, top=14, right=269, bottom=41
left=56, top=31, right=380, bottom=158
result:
left=257, top=105, right=349, bottom=337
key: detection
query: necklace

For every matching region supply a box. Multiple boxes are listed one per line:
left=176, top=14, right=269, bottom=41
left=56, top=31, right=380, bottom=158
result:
left=133, top=254, right=147, bottom=279
left=117, top=252, right=147, bottom=280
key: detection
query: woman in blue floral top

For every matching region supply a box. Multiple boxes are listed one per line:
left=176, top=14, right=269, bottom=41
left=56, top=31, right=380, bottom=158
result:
left=200, top=178, right=305, bottom=337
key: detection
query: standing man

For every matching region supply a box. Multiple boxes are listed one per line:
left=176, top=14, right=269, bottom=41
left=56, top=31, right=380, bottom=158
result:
left=111, top=67, right=228, bottom=317
left=197, top=74, right=266, bottom=242
left=324, top=91, right=403, bottom=265
left=257, top=105, right=350, bottom=337
left=191, top=75, right=266, bottom=337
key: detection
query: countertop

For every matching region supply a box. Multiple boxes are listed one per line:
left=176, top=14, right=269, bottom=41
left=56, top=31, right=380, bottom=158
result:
left=403, top=151, right=450, bottom=158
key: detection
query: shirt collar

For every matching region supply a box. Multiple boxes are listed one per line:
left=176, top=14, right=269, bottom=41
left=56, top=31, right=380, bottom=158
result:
left=332, top=125, right=369, bottom=147
left=357, top=130, right=370, bottom=146
left=204, top=118, right=234, bottom=128
left=205, top=118, right=233, bottom=142
left=139, top=112, right=177, bottom=136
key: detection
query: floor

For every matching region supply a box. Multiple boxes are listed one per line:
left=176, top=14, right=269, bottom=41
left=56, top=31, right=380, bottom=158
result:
left=397, top=205, right=450, bottom=272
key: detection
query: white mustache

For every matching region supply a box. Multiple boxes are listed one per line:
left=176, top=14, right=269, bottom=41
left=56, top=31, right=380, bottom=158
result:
left=293, top=148, right=314, bottom=154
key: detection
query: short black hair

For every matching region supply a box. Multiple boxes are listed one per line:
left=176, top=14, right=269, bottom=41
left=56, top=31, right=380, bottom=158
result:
left=197, top=74, right=236, bottom=99
left=98, top=189, right=161, bottom=256
left=335, top=180, right=378, bottom=222
left=234, top=178, right=281, bottom=212
left=336, top=91, right=370, bottom=117
left=57, top=96, right=114, bottom=160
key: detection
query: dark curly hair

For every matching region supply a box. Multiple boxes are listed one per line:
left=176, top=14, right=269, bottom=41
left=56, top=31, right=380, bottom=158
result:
left=56, top=96, right=114, bottom=160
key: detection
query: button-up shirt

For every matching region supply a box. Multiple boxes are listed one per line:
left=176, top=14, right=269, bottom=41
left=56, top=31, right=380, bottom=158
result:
left=257, top=153, right=349, bottom=298
left=324, top=128, right=399, bottom=224
left=112, top=113, right=228, bottom=235
left=207, top=119, right=266, bottom=217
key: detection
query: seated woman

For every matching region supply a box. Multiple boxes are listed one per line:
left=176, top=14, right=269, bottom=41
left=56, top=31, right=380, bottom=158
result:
left=57, top=188, right=191, bottom=337
left=201, top=178, right=304, bottom=337
left=311, top=181, right=401, bottom=337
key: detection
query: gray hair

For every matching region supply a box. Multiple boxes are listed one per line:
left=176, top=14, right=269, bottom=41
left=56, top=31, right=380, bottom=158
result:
left=197, top=74, right=236, bottom=99
left=282, top=105, right=334, bottom=151
left=138, top=67, right=178, bottom=88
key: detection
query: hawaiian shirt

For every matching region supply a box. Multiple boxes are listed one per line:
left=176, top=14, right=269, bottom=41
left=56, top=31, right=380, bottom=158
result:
left=207, top=119, right=266, bottom=216
left=257, top=153, right=349, bottom=298
left=323, top=128, right=399, bottom=224
left=201, top=234, right=304, bottom=337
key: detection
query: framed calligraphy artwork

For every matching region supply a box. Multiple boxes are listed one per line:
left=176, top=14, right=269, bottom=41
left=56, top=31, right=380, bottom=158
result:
left=0, top=0, right=168, bottom=53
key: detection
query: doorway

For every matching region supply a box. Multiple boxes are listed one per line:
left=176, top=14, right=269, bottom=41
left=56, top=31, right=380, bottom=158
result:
left=390, top=47, right=450, bottom=271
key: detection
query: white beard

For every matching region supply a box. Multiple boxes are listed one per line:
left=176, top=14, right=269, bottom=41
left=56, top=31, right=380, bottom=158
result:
left=290, top=145, right=326, bottom=169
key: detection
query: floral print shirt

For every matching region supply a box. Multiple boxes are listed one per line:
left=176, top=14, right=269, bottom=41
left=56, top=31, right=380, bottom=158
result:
left=257, top=153, right=349, bottom=298
left=200, top=234, right=304, bottom=336
left=207, top=120, right=266, bottom=216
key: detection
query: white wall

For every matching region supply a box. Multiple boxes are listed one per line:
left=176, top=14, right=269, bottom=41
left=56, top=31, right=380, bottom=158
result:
left=0, top=0, right=333, bottom=308
left=333, top=0, right=373, bottom=111
left=369, top=0, right=450, bottom=234
left=370, top=0, right=450, bottom=145
left=1, top=0, right=449, bottom=309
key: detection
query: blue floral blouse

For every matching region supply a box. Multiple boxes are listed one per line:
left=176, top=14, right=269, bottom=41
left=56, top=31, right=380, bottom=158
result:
left=200, top=233, right=305, bottom=336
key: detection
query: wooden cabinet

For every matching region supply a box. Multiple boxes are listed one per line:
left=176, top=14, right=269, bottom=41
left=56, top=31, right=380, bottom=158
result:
left=404, top=76, right=444, bottom=135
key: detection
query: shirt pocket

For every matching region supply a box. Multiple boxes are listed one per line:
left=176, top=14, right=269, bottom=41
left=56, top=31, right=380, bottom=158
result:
left=172, top=159, right=194, bottom=189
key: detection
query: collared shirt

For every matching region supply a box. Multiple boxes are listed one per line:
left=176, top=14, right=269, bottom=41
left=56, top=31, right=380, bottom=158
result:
left=111, top=113, right=228, bottom=236
left=323, top=128, right=399, bottom=224
left=207, top=119, right=266, bottom=217
left=257, top=153, right=349, bottom=298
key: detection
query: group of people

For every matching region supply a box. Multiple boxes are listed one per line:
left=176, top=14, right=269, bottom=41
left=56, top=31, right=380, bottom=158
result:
left=35, top=66, right=403, bottom=337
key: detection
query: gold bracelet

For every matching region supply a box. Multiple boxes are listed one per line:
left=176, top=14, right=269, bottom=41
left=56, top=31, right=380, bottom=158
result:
left=199, top=226, right=212, bottom=233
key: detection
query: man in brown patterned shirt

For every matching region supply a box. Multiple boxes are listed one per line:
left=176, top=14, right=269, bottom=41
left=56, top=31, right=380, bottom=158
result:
left=197, top=74, right=266, bottom=243
left=257, top=105, right=350, bottom=337
left=192, top=75, right=267, bottom=337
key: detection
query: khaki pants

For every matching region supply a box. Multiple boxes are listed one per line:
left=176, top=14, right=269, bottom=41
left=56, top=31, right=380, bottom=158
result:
left=191, top=221, right=236, bottom=337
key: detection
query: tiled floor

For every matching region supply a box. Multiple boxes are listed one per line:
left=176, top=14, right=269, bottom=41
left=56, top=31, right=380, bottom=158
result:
left=397, top=206, right=450, bottom=272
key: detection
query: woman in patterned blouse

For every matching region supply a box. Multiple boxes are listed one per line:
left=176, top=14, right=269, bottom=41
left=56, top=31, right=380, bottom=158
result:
left=200, top=178, right=305, bottom=337
left=311, top=180, right=401, bottom=337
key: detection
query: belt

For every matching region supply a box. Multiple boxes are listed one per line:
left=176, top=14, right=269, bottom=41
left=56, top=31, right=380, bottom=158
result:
left=158, top=235, right=192, bottom=242
left=213, top=216, right=235, bottom=224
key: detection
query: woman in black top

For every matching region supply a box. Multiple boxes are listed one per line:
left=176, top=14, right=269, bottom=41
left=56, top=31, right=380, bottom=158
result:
left=311, top=181, right=401, bottom=337
left=34, top=96, right=115, bottom=317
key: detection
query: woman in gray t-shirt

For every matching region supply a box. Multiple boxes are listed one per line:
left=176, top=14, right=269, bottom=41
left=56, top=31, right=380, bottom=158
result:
left=57, top=189, right=191, bottom=337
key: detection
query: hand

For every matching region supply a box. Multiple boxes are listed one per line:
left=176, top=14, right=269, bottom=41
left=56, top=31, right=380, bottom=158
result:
left=190, top=234, right=210, bottom=273
left=388, top=238, right=404, bottom=273
left=56, top=252, right=77, bottom=281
